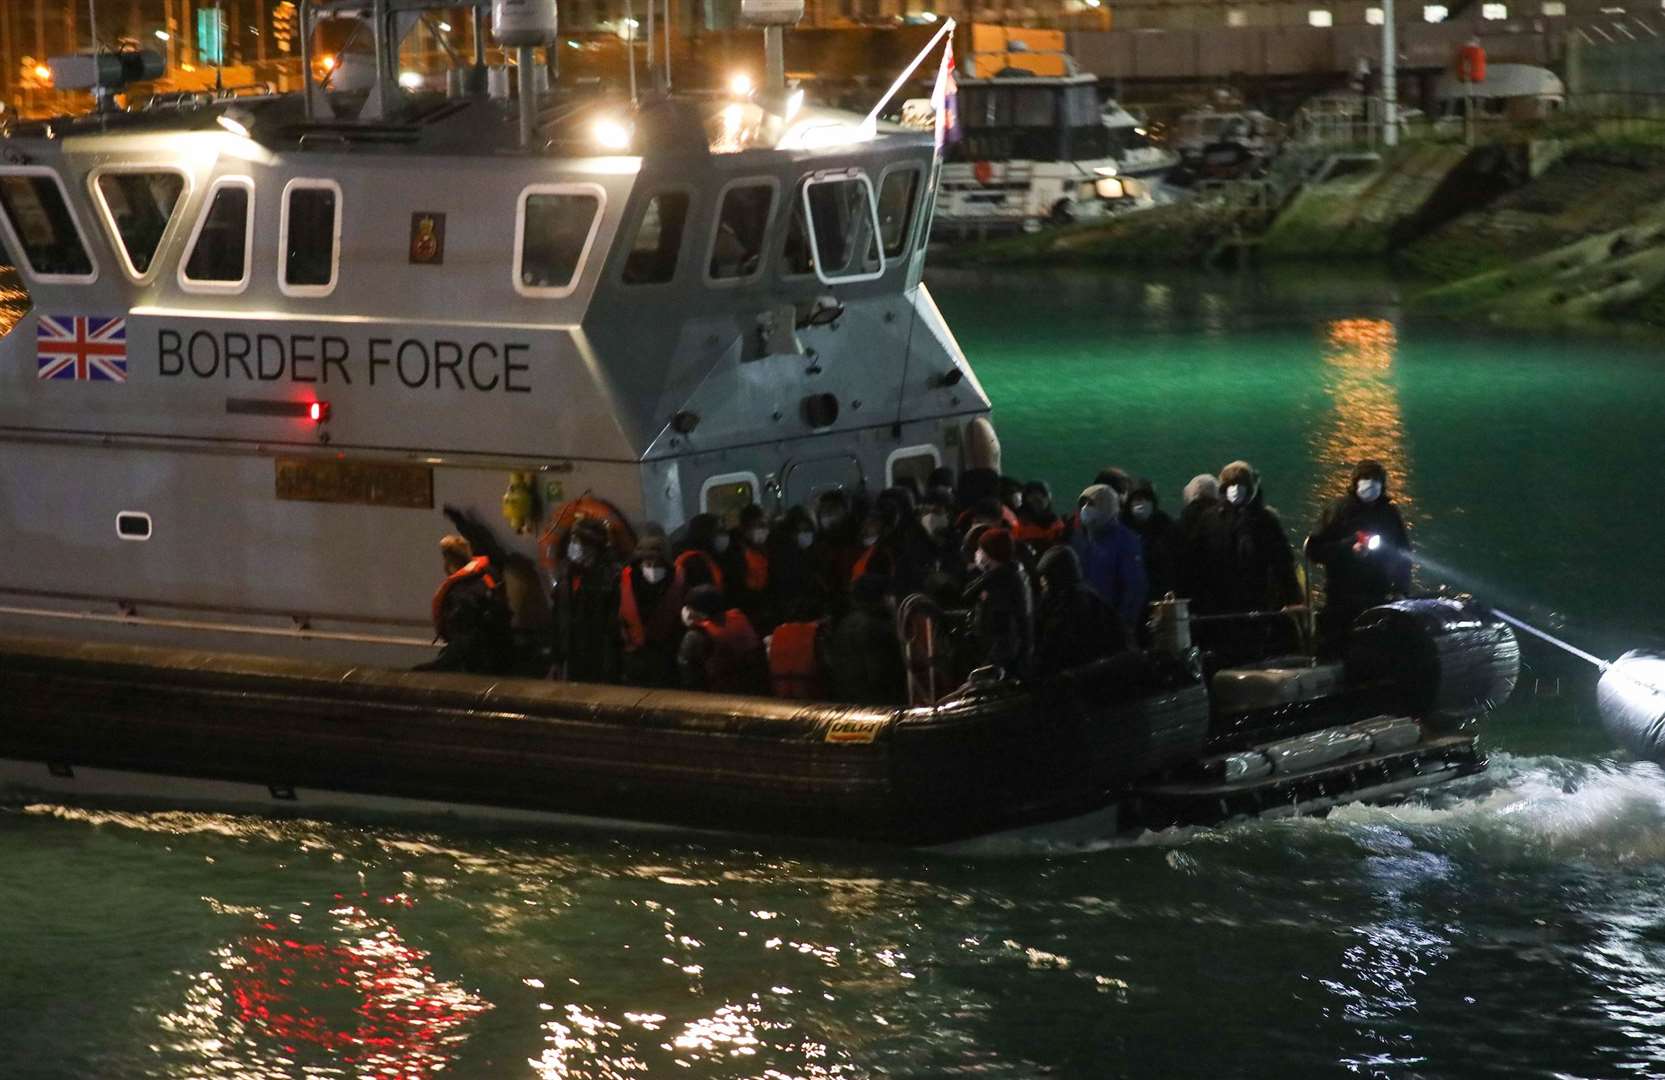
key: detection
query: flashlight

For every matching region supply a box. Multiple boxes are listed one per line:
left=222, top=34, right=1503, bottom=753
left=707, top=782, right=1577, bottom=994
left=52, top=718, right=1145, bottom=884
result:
left=1366, top=534, right=1382, bottom=552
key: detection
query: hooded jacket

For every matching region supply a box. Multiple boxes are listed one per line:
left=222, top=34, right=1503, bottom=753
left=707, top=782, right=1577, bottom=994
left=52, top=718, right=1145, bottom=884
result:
left=1192, top=462, right=1301, bottom=616
left=1305, top=460, right=1412, bottom=614
left=1124, top=477, right=1182, bottom=607
left=1067, top=484, right=1148, bottom=630
left=1033, top=546, right=1129, bottom=680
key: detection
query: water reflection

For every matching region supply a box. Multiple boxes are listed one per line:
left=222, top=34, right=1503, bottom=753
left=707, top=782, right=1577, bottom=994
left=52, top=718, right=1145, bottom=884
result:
left=158, top=893, right=489, bottom=1078
left=0, top=265, right=27, bottom=338
left=1309, top=318, right=1414, bottom=527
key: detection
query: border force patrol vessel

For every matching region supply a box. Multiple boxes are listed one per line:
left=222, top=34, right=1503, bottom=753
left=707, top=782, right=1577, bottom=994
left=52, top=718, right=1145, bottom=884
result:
left=0, top=2, right=1520, bottom=845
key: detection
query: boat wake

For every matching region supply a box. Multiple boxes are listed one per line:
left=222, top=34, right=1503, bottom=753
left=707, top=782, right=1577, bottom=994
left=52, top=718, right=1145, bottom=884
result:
left=945, top=752, right=1665, bottom=865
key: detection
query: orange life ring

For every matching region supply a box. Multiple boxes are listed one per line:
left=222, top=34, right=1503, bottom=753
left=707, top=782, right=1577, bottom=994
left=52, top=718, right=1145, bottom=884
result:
left=538, top=494, right=638, bottom=572
left=1456, top=43, right=1486, bottom=84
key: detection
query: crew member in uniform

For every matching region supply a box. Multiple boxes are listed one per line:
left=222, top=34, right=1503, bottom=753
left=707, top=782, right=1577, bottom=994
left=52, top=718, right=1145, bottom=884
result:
left=416, top=534, right=512, bottom=674
left=1304, top=459, right=1412, bottom=656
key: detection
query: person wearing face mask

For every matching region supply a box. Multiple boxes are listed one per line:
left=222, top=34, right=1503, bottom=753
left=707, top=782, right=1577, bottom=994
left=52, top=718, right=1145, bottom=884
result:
left=809, top=490, right=862, bottom=600
left=674, top=513, right=728, bottom=595
left=1192, top=460, right=1302, bottom=661
left=767, top=506, right=828, bottom=620
left=849, top=509, right=895, bottom=587
left=617, top=533, right=684, bottom=687
left=550, top=516, right=622, bottom=683
left=914, top=491, right=963, bottom=586
left=1014, top=480, right=1065, bottom=551
left=1067, top=484, right=1148, bottom=631
left=1033, top=545, right=1129, bottom=681
left=963, top=528, right=1034, bottom=677
left=1123, top=478, right=1182, bottom=624
left=726, top=504, right=777, bottom=634
left=676, top=585, right=768, bottom=695
left=1304, top=459, right=1412, bottom=656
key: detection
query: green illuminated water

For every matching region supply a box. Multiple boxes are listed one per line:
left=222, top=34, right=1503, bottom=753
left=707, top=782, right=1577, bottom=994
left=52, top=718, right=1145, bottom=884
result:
left=6, top=268, right=1665, bottom=1079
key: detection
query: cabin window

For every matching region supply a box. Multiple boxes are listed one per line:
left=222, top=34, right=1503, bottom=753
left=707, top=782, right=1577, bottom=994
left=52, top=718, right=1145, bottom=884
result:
left=886, top=445, right=941, bottom=492
left=516, top=185, right=604, bottom=297
left=701, top=472, right=759, bottom=527
left=0, top=170, right=96, bottom=281
left=708, top=182, right=774, bottom=280
left=801, top=171, right=885, bottom=286
left=181, top=177, right=254, bottom=291
left=92, top=170, right=185, bottom=280
left=623, top=191, right=689, bottom=285
left=877, top=168, right=922, bottom=259
left=280, top=179, right=341, bottom=296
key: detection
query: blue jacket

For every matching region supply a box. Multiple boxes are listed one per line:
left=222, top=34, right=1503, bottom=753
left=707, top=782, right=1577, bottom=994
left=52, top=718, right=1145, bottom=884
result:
left=1069, top=519, right=1148, bottom=630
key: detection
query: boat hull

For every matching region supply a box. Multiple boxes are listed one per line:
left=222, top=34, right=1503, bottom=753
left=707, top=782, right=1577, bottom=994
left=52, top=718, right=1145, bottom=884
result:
left=0, top=621, right=1507, bottom=845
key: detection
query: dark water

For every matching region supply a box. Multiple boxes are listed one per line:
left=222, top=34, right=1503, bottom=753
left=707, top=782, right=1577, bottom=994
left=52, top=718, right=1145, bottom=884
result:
left=7, top=268, right=1665, bottom=1079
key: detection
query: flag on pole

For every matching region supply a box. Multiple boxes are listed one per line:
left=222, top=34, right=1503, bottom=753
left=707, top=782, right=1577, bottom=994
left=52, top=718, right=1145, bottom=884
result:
left=931, top=34, right=960, bottom=152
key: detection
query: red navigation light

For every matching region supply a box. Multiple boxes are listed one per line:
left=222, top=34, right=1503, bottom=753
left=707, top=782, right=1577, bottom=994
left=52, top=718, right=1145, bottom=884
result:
left=308, top=401, right=330, bottom=423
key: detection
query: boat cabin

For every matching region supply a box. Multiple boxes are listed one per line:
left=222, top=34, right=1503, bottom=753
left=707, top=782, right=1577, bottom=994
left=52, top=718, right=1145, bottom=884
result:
left=0, top=1, right=990, bottom=666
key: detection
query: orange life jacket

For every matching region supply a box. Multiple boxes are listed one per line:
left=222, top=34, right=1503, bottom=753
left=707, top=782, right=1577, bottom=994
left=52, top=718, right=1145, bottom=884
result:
left=743, top=546, right=769, bottom=592
left=850, top=544, right=893, bottom=584
left=618, top=565, right=680, bottom=651
left=431, top=556, right=498, bottom=637
left=692, top=609, right=764, bottom=693
left=675, top=549, right=725, bottom=593
left=1013, top=518, right=1066, bottom=548
left=769, top=620, right=825, bottom=700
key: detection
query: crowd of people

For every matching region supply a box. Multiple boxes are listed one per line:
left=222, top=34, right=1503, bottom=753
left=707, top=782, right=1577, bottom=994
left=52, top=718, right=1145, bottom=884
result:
left=418, top=458, right=1412, bottom=704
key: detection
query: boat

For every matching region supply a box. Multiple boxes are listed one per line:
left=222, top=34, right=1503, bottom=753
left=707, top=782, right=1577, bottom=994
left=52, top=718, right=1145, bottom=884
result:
left=934, top=50, right=1149, bottom=236
left=1101, top=99, right=1179, bottom=182
left=1169, top=106, right=1281, bottom=186
left=0, top=2, right=1520, bottom=844
left=0, top=597, right=1519, bottom=845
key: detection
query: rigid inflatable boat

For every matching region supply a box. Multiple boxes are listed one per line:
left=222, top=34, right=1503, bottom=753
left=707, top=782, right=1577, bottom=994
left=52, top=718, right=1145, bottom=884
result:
left=0, top=598, right=1519, bottom=844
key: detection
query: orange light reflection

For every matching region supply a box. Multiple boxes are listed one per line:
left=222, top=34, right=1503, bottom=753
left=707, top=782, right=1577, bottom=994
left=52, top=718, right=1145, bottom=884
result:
left=1309, top=317, right=1414, bottom=525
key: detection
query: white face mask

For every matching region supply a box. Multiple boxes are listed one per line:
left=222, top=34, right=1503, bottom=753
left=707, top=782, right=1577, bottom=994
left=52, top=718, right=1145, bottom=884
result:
left=796, top=531, right=816, bottom=550
left=861, top=534, right=879, bottom=549
left=681, top=606, right=699, bottom=627
left=1225, top=484, right=1248, bottom=506
left=921, top=512, right=949, bottom=535
left=747, top=526, right=769, bottom=546
left=1005, top=493, right=1024, bottom=510
left=713, top=534, right=731, bottom=554
left=1079, top=505, right=1105, bottom=531
left=1356, top=479, right=1383, bottom=503
left=974, top=549, right=994, bottom=573
left=817, top=511, right=844, bottom=530
left=1130, top=500, right=1153, bottom=523
left=642, top=564, right=668, bottom=585
left=567, top=541, right=588, bottom=563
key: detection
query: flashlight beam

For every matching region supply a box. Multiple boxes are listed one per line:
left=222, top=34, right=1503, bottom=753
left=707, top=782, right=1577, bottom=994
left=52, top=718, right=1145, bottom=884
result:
left=1490, top=608, right=1611, bottom=671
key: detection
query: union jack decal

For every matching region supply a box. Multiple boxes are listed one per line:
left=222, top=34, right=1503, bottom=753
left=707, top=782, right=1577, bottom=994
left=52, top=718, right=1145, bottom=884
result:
left=36, top=314, right=128, bottom=382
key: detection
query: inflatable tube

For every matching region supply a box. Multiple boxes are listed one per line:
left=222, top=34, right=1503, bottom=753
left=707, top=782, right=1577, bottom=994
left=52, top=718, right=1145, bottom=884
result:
left=1346, top=598, right=1520, bottom=723
left=1597, top=651, right=1665, bottom=763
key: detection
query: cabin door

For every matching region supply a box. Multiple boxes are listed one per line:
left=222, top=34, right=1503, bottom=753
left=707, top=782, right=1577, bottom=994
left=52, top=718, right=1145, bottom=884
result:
left=781, top=454, right=865, bottom=511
